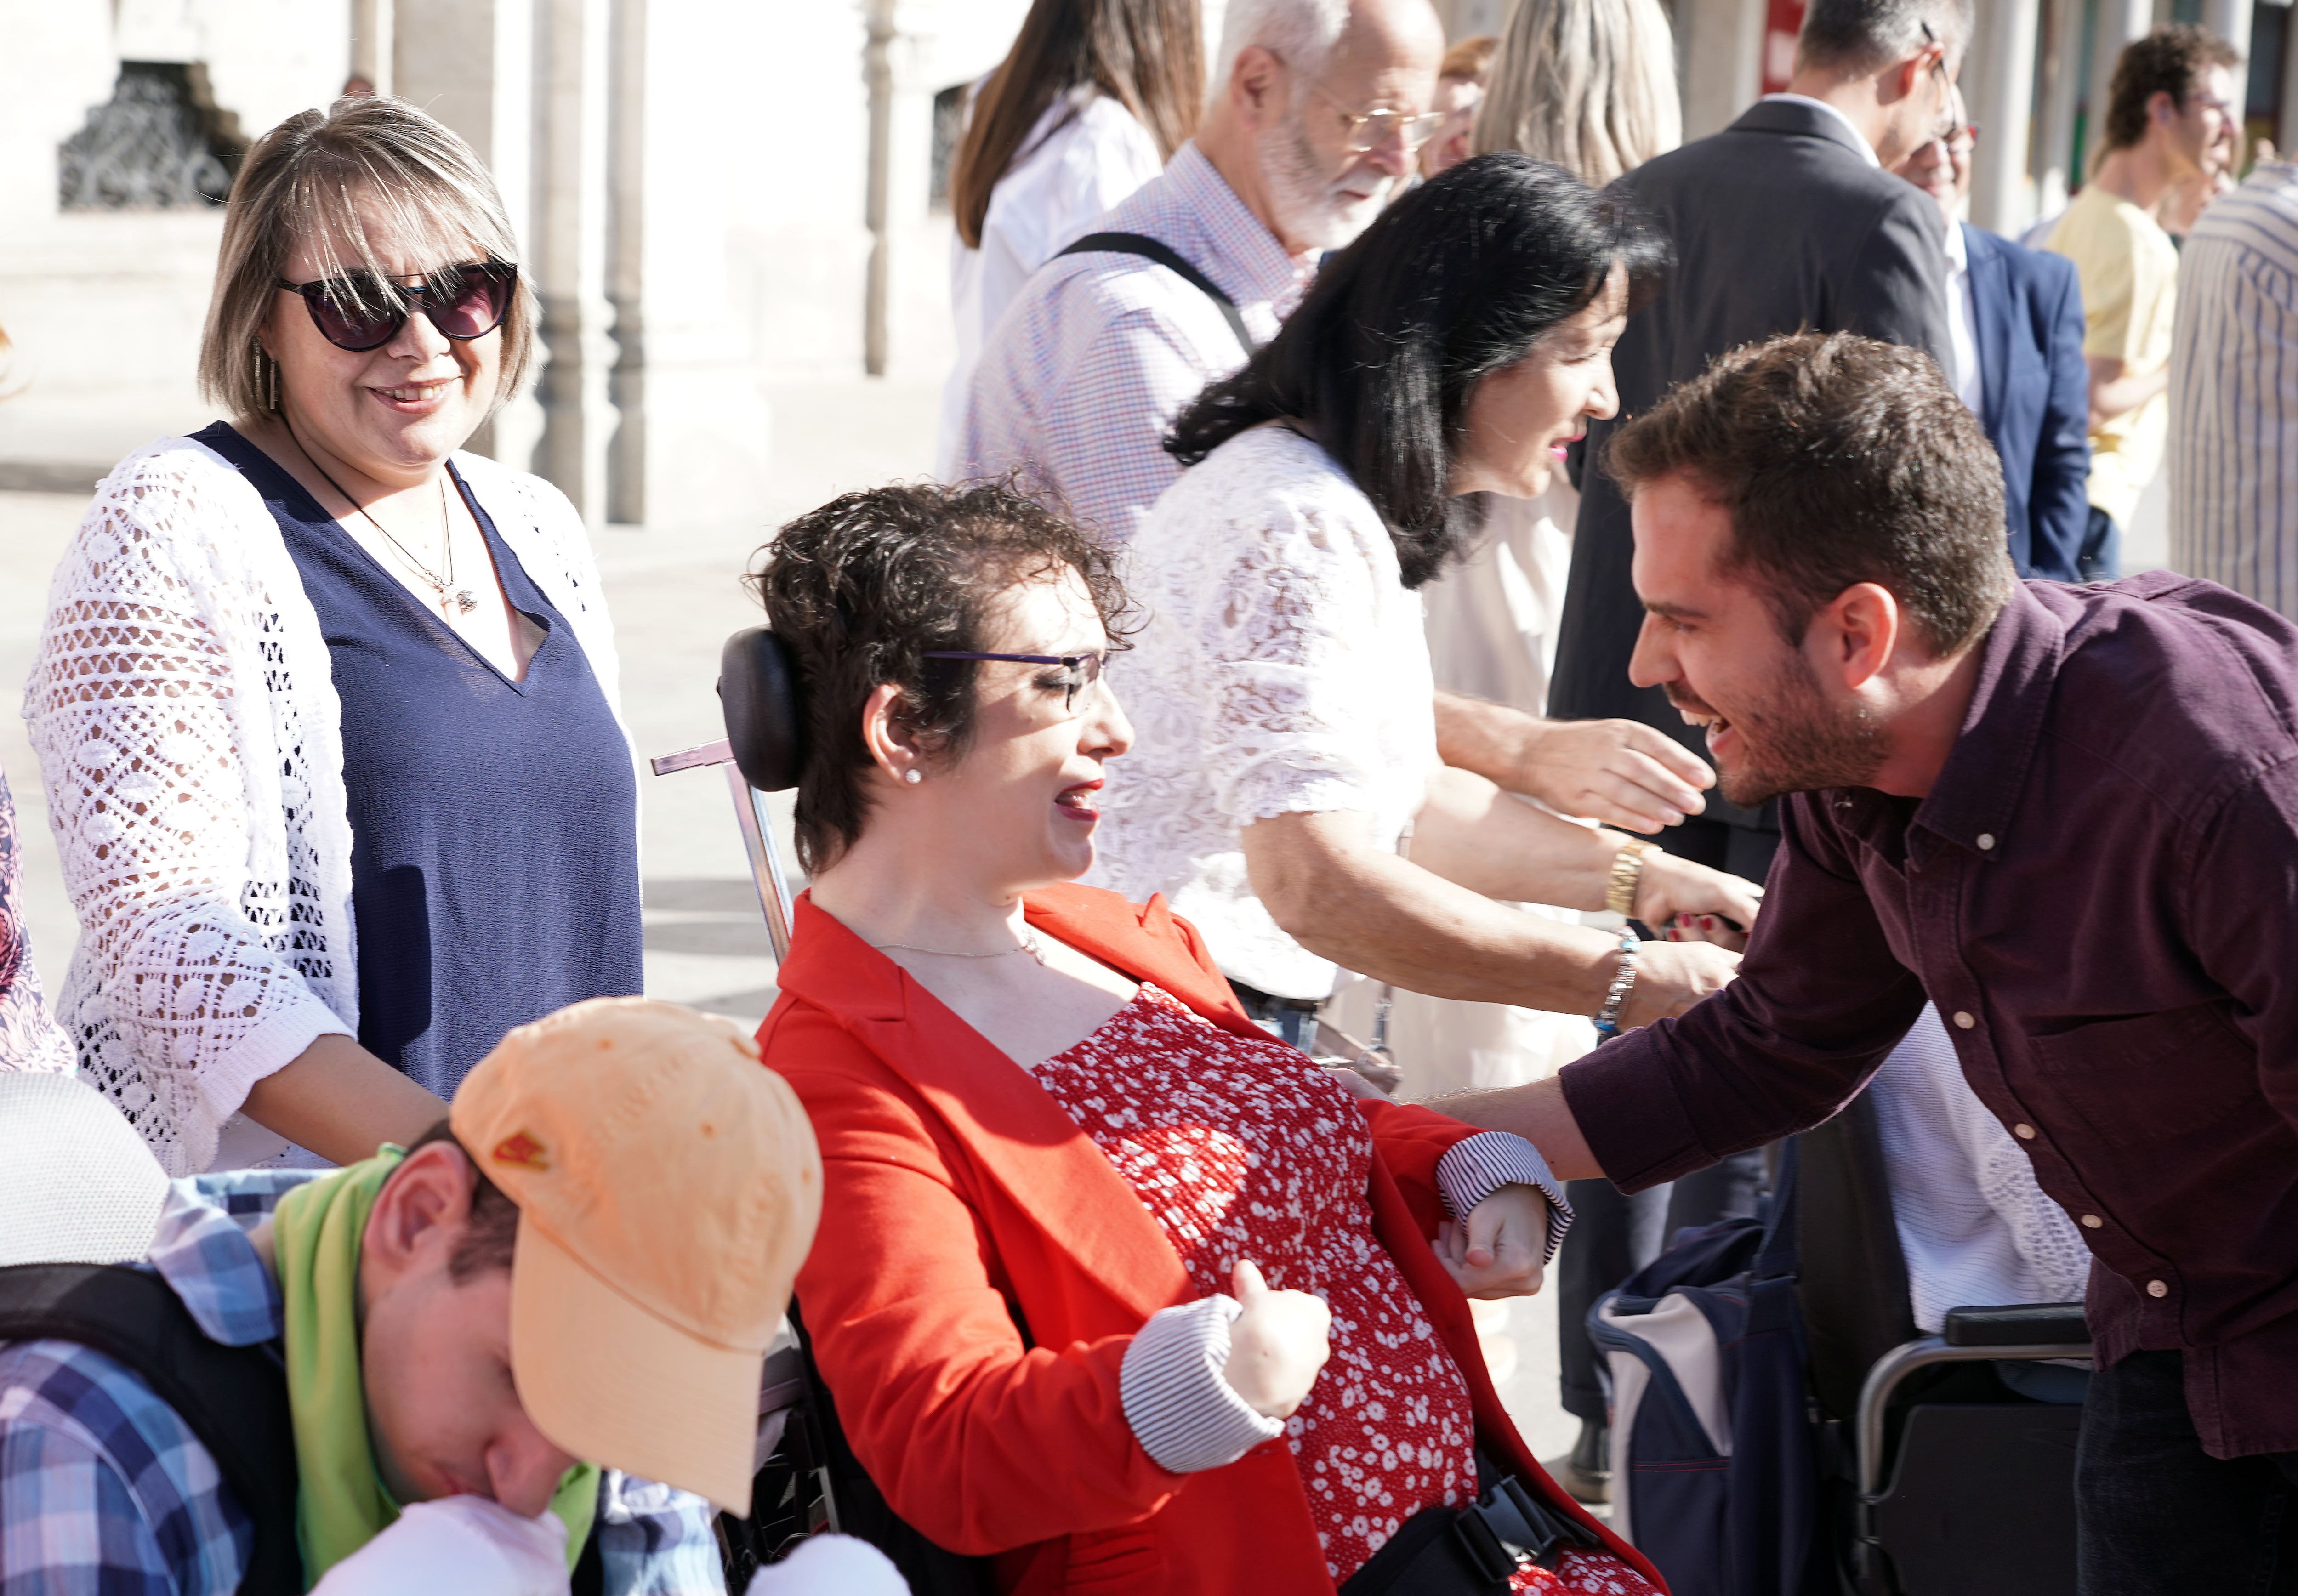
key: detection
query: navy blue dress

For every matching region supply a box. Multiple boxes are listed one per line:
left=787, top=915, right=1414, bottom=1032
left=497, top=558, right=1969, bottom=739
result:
left=196, top=423, right=642, bottom=1099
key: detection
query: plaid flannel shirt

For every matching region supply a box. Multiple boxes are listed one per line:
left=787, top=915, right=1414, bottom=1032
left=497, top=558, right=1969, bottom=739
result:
left=954, top=141, right=1315, bottom=547
left=0, top=1170, right=724, bottom=1595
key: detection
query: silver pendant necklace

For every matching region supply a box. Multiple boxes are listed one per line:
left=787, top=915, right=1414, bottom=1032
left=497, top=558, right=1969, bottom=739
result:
left=290, top=426, right=478, bottom=615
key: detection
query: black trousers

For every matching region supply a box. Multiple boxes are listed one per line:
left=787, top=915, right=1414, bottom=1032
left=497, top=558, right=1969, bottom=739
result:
left=2076, top=1348, right=2298, bottom=1595
left=1556, top=812, right=1776, bottom=1426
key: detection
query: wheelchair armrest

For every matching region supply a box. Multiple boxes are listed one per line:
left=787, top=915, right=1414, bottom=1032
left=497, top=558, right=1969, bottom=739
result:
left=1941, top=1302, right=2090, bottom=1347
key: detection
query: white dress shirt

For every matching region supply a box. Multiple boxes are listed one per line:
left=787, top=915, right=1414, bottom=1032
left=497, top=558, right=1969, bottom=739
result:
left=1945, top=219, right=1983, bottom=413
left=937, top=90, right=1164, bottom=479
left=957, top=143, right=1314, bottom=545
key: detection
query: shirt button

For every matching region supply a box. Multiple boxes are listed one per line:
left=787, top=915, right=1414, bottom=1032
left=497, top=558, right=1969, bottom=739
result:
left=2082, top=1213, right=2104, bottom=1228
left=1976, top=833, right=1996, bottom=851
left=2147, top=1280, right=2169, bottom=1298
left=1952, top=1011, right=1976, bottom=1029
left=2014, top=1122, right=2036, bottom=1139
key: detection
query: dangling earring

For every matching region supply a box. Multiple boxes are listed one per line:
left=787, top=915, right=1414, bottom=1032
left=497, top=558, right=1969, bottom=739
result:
left=903, top=767, right=923, bottom=784
left=256, top=343, right=278, bottom=412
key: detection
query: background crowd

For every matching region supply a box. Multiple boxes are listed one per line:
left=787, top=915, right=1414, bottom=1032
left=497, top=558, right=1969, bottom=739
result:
left=2, top=0, right=2297, bottom=1591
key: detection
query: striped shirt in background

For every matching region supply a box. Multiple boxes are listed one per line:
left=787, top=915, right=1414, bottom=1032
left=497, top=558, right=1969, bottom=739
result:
left=956, top=141, right=1314, bottom=545
left=2169, top=162, right=2298, bottom=619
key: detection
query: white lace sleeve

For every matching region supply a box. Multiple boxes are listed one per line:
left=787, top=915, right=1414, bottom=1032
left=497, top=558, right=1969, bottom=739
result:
left=23, top=446, right=356, bottom=1173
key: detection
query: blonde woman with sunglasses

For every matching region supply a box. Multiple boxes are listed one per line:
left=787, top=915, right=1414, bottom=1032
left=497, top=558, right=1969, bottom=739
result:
left=24, top=97, right=638, bottom=1176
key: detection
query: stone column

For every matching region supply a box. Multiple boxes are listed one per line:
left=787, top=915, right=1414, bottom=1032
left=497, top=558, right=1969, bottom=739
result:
left=2203, top=0, right=2252, bottom=69
left=1964, top=0, right=2042, bottom=233
left=393, top=0, right=543, bottom=470
left=1678, top=0, right=1767, bottom=139
left=529, top=0, right=614, bottom=518
left=2031, top=0, right=2085, bottom=219
left=350, top=0, right=394, bottom=92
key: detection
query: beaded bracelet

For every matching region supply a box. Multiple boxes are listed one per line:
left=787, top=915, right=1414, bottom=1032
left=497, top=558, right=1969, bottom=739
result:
left=1592, top=931, right=1640, bottom=1038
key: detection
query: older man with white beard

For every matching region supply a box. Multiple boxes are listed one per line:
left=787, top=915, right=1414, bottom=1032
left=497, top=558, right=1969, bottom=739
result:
left=959, top=0, right=1725, bottom=856
left=958, top=0, right=1442, bottom=547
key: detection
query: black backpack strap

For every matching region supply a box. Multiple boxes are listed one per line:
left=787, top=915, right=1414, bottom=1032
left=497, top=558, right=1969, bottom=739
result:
left=0, top=1262, right=303, bottom=1595
left=1057, top=231, right=1255, bottom=354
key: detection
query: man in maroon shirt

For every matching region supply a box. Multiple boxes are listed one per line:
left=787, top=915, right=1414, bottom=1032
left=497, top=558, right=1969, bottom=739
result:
left=1454, top=330, right=2298, bottom=1594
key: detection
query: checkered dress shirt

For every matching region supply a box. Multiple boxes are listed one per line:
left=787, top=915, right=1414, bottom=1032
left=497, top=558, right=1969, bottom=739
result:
left=0, top=1170, right=723, bottom=1594
left=954, top=141, right=1315, bottom=546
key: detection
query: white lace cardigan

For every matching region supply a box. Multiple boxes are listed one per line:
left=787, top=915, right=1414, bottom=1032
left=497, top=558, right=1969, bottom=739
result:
left=21, top=435, right=629, bottom=1176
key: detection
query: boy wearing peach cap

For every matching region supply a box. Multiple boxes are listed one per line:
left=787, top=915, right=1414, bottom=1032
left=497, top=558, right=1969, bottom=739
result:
left=0, top=998, right=822, bottom=1595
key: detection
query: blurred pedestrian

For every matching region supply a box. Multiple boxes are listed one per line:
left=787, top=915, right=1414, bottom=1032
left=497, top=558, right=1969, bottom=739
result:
left=935, top=0, right=1203, bottom=477
left=1473, top=0, right=1681, bottom=186
left=1551, top=0, right=1967, bottom=887
left=24, top=96, right=640, bottom=1176
left=1417, top=33, right=1494, bottom=180
left=2044, top=23, right=2240, bottom=580
left=957, top=0, right=1444, bottom=549
left=2170, top=157, right=2298, bottom=618
left=0, top=767, right=72, bottom=1074
left=1892, top=87, right=2091, bottom=579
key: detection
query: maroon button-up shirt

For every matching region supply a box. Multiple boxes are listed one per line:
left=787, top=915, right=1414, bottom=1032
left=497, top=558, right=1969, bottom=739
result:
left=1562, top=574, right=2298, bottom=1459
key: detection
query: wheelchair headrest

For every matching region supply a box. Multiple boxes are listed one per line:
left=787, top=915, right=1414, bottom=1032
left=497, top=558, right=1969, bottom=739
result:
left=717, top=626, right=807, bottom=793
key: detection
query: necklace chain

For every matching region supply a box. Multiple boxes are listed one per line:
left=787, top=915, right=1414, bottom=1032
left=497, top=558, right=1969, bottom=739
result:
left=284, top=421, right=478, bottom=615
left=872, top=927, right=1048, bottom=966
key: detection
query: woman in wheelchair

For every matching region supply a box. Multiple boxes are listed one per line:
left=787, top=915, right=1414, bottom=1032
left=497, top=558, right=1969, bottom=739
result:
left=746, top=483, right=1666, bottom=1595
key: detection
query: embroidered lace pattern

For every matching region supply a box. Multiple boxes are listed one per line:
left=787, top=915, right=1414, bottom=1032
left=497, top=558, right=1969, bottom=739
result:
left=1087, top=425, right=1438, bottom=1000
left=1032, top=984, right=1655, bottom=1594
left=21, top=437, right=625, bottom=1174
left=0, top=767, right=73, bottom=1072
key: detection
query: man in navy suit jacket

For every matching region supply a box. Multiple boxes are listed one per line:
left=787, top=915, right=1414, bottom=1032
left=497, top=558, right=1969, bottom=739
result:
left=1894, top=99, right=2092, bottom=579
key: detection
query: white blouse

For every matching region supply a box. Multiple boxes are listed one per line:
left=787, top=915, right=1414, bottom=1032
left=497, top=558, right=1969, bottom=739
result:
left=935, top=88, right=1164, bottom=478
left=1089, top=425, right=1439, bottom=1000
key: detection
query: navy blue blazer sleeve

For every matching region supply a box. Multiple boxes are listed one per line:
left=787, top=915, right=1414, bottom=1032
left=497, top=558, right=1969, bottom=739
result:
left=2025, top=249, right=2093, bottom=582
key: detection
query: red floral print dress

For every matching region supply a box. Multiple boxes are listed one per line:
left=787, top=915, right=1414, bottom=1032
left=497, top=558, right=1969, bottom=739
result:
left=1030, top=983, right=1656, bottom=1594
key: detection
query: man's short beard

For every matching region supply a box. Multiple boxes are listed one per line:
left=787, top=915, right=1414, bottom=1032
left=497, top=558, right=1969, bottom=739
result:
left=1714, top=647, right=1889, bottom=807
left=1260, top=98, right=1387, bottom=250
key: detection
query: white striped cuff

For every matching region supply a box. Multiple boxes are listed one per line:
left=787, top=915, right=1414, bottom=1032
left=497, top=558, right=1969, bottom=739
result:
left=1436, top=1131, right=1575, bottom=1264
left=1119, top=1295, right=1285, bottom=1474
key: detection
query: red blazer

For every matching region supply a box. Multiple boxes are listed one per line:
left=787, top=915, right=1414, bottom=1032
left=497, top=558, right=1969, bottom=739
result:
left=758, top=884, right=1662, bottom=1596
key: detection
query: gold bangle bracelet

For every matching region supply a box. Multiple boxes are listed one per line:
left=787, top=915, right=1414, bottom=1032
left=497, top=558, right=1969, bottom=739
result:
left=1605, top=838, right=1655, bottom=918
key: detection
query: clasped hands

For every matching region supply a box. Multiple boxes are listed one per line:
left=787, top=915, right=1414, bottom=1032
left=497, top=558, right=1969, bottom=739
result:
left=1222, top=1183, right=1551, bottom=1420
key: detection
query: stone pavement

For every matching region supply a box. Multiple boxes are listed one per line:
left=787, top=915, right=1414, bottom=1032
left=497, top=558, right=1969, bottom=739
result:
left=0, top=369, right=1584, bottom=1482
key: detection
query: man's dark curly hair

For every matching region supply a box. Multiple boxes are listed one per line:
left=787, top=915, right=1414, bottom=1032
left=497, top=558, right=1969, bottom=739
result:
left=746, top=479, right=1132, bottom=873
left=2104, top=23, right=2240, bottom=153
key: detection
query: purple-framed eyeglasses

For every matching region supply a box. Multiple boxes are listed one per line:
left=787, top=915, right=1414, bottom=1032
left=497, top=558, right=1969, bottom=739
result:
left=922, top=649, right=1109, bottom=712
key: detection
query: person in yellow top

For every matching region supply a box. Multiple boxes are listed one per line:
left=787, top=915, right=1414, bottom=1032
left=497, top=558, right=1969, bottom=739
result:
left=2047, top=23, right=2238, bottom=578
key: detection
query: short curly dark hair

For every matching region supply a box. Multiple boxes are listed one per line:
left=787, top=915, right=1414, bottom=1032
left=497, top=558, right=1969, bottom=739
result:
left=746, top=480, right=1132, bottom=873
left=2104, top=23, right=2240, bottom=153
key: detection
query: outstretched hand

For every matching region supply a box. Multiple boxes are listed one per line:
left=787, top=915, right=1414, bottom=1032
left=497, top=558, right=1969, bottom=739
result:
left=1513, top=717, right=1716, bottom=834
left=1437, top=1183, right=1550, bottom=1299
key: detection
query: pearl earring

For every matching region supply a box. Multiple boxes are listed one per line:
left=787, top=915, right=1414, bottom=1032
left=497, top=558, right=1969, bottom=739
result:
left=904, top=768, right=923, bottom=784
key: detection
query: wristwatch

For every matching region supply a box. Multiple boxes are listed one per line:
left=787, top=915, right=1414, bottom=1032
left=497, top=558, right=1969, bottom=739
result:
left=1605, top=838, right=1656, bottom=919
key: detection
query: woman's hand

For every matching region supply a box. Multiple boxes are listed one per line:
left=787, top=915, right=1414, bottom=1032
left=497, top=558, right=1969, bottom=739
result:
left=1631, top=850, right=1763, bottom=952
left=1437, top=1184, right=1550, bottom=1299
left=1617, top=938, right=1739, bottom=1028
left=1223, top=1259, right=1331, bottom=1420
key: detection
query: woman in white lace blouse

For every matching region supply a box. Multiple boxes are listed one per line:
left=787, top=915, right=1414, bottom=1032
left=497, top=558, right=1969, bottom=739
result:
left=24, top=98, right=637, bottom=1176
left=1092, top=153, right=1761, bottom=1043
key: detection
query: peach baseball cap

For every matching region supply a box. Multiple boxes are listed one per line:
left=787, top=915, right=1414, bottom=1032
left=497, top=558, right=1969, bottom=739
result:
left=449, top=997, right=821, bottom=1512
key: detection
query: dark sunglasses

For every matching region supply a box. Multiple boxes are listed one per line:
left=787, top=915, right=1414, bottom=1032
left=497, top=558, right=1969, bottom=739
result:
left=275, top=261, right=518, bottom=352
left=923, top=649, right=1109, bottom=713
